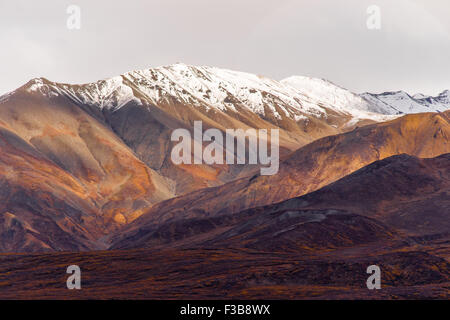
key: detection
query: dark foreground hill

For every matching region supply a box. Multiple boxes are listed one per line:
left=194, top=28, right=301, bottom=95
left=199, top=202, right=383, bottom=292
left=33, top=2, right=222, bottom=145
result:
left=1, top=154, right=448, bottom=299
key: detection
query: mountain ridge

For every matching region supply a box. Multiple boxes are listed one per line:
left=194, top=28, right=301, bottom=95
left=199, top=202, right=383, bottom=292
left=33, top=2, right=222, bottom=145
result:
left=3, top=64, right=449, bottom=119
left=0, top=64, right=449, bottom=253
left=18, top=63, right=396, bottom=123
left=5, top=63, right=402, bottom=197
left=110, top=153, right=450, bottom=253
left=361, top=90, right=450, bottom=115
left=111, top=110, right=450, bottom=248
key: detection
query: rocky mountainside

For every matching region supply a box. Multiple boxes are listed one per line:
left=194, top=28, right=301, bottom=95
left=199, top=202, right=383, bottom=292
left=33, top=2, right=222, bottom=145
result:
left=112, top=110, right=450, bottom=248
left=277, top=153, right=450, bottom=236
left=0, top=87, right=174, bottom=252
left=111, top=153, right=450, bottom=250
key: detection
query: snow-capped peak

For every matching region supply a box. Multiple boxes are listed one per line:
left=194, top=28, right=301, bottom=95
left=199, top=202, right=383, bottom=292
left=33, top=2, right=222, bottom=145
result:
left=361, top=89, right=450, bottom=115
left=121, top=63, right=331, bottom=120
left=17, top=63, right=397, bottom=125
left=25, top=76, right=140, bottom=110
left=437, top=90, right=450, bottom=100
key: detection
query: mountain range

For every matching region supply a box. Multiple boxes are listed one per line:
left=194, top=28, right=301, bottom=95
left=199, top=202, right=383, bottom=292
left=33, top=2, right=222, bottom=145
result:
left=0, top=63, right=402, bottom=252
left=362, top=90, right=450, bottom=115
left=0, top=63, right=449, bottom=299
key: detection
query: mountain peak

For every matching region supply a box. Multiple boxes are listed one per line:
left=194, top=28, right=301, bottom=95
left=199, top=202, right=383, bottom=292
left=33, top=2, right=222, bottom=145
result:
left=24, top=77, right=49, bottom=90
left=3, top=64, right=400, bottom=124
left=118, top=64, right=392, bottom=123
left=361, top=89, right=450, bottom=114
left=438, top=89, right=450, bottom=98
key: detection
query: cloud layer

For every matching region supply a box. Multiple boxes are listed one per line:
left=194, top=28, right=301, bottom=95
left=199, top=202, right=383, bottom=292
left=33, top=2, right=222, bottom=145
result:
left=1, top=0, right=449, bottom=95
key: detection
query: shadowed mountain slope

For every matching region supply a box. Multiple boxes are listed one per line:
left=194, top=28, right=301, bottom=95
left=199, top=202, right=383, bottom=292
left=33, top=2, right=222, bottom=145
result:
left=112, top=111, right=450, bottom=247
left=270, top=153, right=450, bottom=236
left=112, top=153, right=449, bottom=251
left=2, top=153, right=449, bottom=299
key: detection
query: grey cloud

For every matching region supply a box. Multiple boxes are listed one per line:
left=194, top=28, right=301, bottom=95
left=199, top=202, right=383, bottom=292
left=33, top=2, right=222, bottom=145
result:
left=0, top=0, right=449, bottom=96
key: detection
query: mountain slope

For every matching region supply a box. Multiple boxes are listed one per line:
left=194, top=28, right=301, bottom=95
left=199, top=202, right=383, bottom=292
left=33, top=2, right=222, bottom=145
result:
left=0, top=86, right=174, bottom=252
left=112, top=110, right=450, bottom=247
left=18, top=64, right=395, bottom=195
left=281, top=76, right=375, bottom=115
left=274, top=153, right=450, bottom=236
left=112, top=154, right=450, bottom=252
left=111, top=153, right=450, bottom=250
left=0, top=125, right=100, bottom=252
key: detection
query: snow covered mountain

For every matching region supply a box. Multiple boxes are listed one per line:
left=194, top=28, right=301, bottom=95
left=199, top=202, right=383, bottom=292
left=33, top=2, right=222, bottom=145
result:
left=0, top=63, right=406, bottom=198
left=20, top=63, right=393, bottom=126
left=361, top=90, right=450, bottom=115
left=3, top=63, right=448, bottom=128
left=280, top=76, right=374, bottom=115
left=1, top=63, right=449, bottom=253
left=280, top=76, right=450, bottom=116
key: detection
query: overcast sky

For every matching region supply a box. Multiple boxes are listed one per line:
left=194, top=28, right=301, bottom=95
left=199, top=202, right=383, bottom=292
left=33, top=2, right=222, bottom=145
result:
left=1, top=0, right=449, bottom=96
